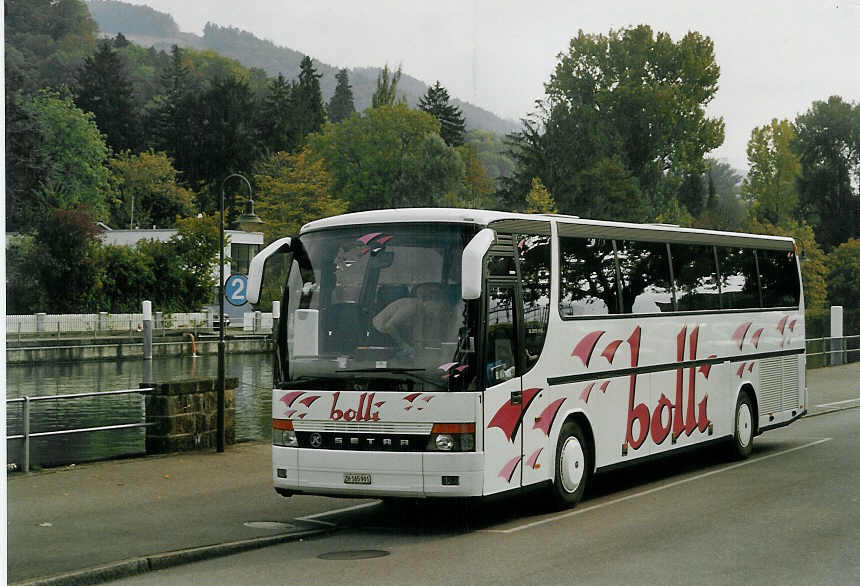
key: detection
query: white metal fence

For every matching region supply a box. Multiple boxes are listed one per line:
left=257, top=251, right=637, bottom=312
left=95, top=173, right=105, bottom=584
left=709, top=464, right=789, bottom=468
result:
left=6, top=311, right=276, bottom=336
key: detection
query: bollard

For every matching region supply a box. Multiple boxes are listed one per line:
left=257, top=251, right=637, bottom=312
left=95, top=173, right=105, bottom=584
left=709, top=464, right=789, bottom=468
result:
left=23, top=396, right=30, bottom=474
left=143, top=301, right=153, bottom=383
left=830, top=306, right=844, bottom=366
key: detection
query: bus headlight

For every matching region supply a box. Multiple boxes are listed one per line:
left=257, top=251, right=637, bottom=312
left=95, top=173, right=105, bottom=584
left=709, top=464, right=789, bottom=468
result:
left=427, top=423, right=475, bottom=452
left=435, top=434, right=455, bottom=451
left=273, top=419, right=298, bottom=447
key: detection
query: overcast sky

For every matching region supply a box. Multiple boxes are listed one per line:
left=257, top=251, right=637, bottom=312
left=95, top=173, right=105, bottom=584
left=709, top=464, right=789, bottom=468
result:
left=124, top=0, right=860, bottom=173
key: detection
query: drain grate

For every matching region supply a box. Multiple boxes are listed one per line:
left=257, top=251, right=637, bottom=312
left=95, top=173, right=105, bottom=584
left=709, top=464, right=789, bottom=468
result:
left=243, top=521, right=296, bottom=530
left=318, top=550, right=391, bottom=560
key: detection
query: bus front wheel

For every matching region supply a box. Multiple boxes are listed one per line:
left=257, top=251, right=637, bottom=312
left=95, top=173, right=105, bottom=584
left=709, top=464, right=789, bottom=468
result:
left=731, top=392, right=754, bottom=460
left=552, top=420, right=591, bottom=508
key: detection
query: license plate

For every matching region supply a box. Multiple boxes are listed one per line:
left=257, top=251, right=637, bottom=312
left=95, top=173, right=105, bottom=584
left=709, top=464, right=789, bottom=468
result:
left=343, top=472, right=371, bottom=485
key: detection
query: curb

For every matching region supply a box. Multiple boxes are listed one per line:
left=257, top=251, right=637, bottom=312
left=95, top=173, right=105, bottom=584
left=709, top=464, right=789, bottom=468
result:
left=12, top=527, right=333, bottom=586
left=804, top=402, right=860, bottom=418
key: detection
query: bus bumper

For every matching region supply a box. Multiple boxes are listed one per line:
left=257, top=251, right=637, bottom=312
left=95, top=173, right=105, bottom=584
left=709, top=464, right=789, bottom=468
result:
left=272, top=446, right=484, bottom=498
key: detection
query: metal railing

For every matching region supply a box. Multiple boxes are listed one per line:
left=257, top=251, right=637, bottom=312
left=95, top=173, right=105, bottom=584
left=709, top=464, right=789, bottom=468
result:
left=805, top=334, right=860, bottom=364
left=6, top=387, right=154, bottom=473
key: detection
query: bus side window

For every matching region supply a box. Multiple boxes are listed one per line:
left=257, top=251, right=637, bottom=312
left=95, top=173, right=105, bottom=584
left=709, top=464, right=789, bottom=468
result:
left=559, top=237, right=618, bottom=317
left=616, top=240, right=673, bottom=314
left=487, top=286, right=517, bottom=385
left=719, top=247, right=760, bottom=309
left=518, top=234, right=551, bottom=369
left=672, top=244, right=721, bottom=311
left=758, top=249, right=800, bottom=307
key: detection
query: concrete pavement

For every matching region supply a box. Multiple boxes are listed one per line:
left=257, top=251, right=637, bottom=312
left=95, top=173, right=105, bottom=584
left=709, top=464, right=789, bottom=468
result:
left=7, top=362, right=859, bottom=585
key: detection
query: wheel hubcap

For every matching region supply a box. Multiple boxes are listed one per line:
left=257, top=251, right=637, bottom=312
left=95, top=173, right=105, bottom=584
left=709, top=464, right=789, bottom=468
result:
left=737, top=403, right=752, bottom=447
left=559, top=436, right=585, bottom=494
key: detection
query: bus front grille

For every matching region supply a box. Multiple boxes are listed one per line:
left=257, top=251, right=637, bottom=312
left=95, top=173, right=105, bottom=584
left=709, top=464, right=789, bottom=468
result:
left=295, top=431, right=429, bottom=452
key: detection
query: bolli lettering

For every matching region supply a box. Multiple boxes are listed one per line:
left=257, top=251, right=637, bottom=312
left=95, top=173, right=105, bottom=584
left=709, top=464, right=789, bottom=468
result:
left=626, top=325, right=710, bottom=450
left=329, top=392, right=381, bottom=422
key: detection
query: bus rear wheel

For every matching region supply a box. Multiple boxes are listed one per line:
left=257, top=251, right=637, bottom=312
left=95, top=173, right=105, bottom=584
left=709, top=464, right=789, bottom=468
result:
left=552, top=420, right=591, bottom=508
left=731, top=391, right=754, bottom=460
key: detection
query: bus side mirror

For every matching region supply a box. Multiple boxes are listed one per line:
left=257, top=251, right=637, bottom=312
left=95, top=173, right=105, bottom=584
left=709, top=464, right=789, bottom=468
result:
left=462, top=228, right=495, bottom=300
left=247, top=237, right=293, bottom=305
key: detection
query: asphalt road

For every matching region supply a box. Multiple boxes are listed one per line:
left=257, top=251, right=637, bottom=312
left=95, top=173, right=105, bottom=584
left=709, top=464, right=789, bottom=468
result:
left=113, top=407, right=860, bottom=586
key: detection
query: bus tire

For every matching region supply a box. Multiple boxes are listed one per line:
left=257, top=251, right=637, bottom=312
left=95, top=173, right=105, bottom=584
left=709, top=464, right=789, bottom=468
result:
left=731, top=391, right=754, bottom=460
left=552, top=420, right=591, bottom=508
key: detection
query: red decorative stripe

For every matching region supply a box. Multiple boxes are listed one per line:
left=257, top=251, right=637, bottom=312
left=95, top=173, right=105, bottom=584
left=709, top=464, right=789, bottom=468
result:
left=571, top=330, right=605, bottom=367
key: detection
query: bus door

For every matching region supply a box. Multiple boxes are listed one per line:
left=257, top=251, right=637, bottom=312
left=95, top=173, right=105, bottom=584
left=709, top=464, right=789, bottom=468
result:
left=483, top=280, right=527, bottom=495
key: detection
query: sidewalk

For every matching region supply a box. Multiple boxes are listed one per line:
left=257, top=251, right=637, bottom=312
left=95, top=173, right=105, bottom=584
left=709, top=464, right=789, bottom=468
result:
left=7, top=363, right=859, bottom=585
left=7, top=441, right=369, bottom=585
left=805, top=362, right=860, bottom=415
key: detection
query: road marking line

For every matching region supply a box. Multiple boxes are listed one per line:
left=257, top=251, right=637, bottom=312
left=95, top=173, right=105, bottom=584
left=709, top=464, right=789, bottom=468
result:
left=296, top=501, right=380, bottom=526
left=815, top=397, right=860, bottom=408
left=481, top=438, right=832, bottom=535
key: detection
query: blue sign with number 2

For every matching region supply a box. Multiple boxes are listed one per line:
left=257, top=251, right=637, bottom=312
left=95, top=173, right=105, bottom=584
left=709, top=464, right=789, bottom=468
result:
left=225, top=274, right=248, bottom=306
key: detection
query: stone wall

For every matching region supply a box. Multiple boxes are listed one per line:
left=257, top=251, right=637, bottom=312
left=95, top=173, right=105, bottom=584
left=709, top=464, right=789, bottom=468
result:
left=144, top=378, right=238, bottom=453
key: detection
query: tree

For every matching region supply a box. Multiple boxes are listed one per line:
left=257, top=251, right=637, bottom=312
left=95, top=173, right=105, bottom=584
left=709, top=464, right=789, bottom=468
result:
left=371, top=64, right=404, bottom=108
left=75, top=41, right=141, bottom=152
left=4, top=0, right=98, bottom=94
left=826, top=239, right=860, bottom=309
left=525, top=178, right=558, bottom=214
left=254, top=150, right=347, bottom=240
left=257, top=73, right=293, bottom=153
left=196, top=75, right=259, bottom=207
left=290, top=56, right=326, bottom=149
left=307, top=104, right=464, bottom=210
left=793, top=96, right=860, bottom=250
left=678, top=172, right=706, bottom=217
left=147, top=46, right=201, bottom=187
left=24, top=88, right=113, bottom=221
left=418, top=81, right=466, bottom=147
left=741, top=119, right=801, bottom=225
left=5, top=94, right=46, bottom=232
left=453, top=143, right=495, bottom=208
left=108, top=150, right=194, bottom=229
left=328, top=68, right=356, bottom=123
left=502, top=26, right=724, bottom=220
left=11, top=206, right=102, bottom=313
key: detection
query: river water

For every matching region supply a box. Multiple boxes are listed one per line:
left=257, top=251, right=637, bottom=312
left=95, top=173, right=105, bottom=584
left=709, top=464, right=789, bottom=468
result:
left=6, top=353, right=274, bottom=469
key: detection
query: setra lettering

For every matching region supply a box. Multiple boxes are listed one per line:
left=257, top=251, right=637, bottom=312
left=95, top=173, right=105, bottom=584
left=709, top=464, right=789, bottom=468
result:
left=329, top=392, right=381, bottom=422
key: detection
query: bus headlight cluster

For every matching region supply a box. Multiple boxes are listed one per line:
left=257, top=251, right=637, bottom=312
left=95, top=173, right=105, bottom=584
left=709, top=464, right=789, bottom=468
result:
left=272, top=419, right=298, bottom=447
left=427, top=423, right=475, bottom=452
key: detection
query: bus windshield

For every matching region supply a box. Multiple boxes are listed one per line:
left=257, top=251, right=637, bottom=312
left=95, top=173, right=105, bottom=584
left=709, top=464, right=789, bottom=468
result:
left=280, top=223, right=479, bottom=392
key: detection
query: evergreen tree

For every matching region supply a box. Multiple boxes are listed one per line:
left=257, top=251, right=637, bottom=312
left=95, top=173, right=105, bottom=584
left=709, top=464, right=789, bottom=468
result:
left=678, top=172, right=706, bottom=217
left=328, top=68, right=356, bottom=123
left=197, top=75, right=259, bottom=213
left=257, top=73, right=293, bottom=153
left=290, top=56, right=325, bottom=149
left=418, top=81, right=466, bottom=147
left=148, top=46, right=200, bottom=187
left=75, top=41, right=141, bottom=152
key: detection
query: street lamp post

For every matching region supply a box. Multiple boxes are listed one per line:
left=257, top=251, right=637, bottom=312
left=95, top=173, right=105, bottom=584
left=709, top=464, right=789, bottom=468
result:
left=218, top=173, right=256, bottom=452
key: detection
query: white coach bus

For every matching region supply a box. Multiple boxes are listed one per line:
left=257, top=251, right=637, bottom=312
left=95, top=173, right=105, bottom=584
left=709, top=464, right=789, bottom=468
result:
left=247, top=208, right=805, bottom=506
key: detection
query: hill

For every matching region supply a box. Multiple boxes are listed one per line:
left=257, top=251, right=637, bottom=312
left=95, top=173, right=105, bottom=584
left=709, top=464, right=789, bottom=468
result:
left=86, top=0, right=519, bottom=136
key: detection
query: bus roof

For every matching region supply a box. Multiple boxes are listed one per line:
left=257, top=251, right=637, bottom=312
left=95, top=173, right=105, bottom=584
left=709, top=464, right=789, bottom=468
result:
left=300, top=208, right=795, bottom=250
